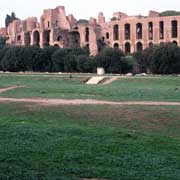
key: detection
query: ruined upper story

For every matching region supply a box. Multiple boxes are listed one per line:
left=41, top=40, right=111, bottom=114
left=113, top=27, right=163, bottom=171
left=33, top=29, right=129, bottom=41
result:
left=40, top=6, right=77, bottom=30
left=3, top=6, right=180, bottom=55
left=6, top=7, right=180, bottom=37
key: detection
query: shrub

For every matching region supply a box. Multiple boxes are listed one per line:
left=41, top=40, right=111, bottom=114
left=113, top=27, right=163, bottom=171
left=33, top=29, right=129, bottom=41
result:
left=76, top=55, right=96, bottom=73
left=1, top=46, right=26, bottom=72
left=148, top=43, right=180, bottom=74
left=95, top=48, right=130, bottom=74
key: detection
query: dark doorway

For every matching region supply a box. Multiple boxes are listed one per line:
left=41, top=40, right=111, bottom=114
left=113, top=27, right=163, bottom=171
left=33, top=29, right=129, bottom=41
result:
left=33, top=31, right=40, bottom=46
left=68, top=31, right=80, bottom=48
left=43, top=30, right=50, bottom=47
left=24, top=32, right=31, bottom=46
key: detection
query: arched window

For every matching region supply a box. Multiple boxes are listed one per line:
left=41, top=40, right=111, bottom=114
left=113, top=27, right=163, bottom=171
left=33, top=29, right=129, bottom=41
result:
left=68, top=31, right=80, bottom=48
left=33, top=31, right=40, bottom=46
left=17, top=35, right=21, bottom=41
left=173, top=41, right=178, bottom=45
left=24, top=32, right=31, bottom=46
left=113, top=43, right=119, bottom=48
left=125, top=42, right=131, bottom=53
left=124, top=24, right=130, bottom=40
left=159, top=21, right=164, bottom=39
left=148, top=22, right=153, bottom=40
left=172, top=20, right=178, bottom=38
left=106, top=32, right=109, bottom=39
left=113, top=25, right=119, bottom=40
left=43, top=30, right=50, bottom=47
left=136, top=42, right=143, bottom=52
left=74, top=27, right=79, bottom=30
left=149, top=42, right=153, bottom=48
left=54, top=44, right=60, bottom=47
left=57, top=35, right=62, bottom=41
left=136, top=23, right=142, bottom=39
left=85, top=27, right=89, bottom=42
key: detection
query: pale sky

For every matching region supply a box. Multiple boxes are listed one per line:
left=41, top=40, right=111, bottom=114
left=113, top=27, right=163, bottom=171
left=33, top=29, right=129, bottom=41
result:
left=0, top=0, right=180, bottom=27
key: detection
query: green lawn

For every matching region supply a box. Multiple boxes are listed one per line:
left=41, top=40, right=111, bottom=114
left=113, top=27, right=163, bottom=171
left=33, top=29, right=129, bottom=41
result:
left=0, top=103, right=180, bottom=179
left=0, top=74, right=180, bottom=179
left=0, top=74, right=180, bottom=102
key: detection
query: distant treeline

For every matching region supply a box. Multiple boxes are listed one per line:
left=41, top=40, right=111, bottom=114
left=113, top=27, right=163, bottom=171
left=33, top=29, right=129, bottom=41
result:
left=0, top=39, right=180, bottom=74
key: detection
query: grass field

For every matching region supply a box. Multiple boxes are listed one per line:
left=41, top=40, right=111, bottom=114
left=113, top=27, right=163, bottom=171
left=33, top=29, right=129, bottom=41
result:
left=0, top=74, right=180, bottom=179
left=0, top=103, right=180, bottom=179
left=0, top=74, right=180, bottom=101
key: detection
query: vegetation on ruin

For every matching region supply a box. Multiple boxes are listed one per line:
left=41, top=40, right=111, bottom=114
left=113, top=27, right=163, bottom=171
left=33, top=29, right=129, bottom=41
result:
left=5, top=12, right=19, bottom=27
left=160, top=10, right=180, bottom=17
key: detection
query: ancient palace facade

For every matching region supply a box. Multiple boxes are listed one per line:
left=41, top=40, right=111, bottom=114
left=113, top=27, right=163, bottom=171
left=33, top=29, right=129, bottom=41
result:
left=2, top=6, right=180, bottom=55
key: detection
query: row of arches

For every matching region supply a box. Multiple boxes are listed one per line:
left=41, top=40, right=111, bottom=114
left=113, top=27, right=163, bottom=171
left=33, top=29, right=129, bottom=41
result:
left=23, top=30, right=62, bottom=47
left=113, top=42, right=139, bottom=53
left=25, top=27, right=89, bottom=48
left=112, top=20, right=179, bottom=41
left=113, top=40, right=178, bottom=53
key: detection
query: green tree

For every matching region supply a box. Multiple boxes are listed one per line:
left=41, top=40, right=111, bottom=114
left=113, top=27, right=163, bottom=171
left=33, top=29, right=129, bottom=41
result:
left=76, top=55, right=96, bottom=73
left=148, top=43, right=180, bottom=74
left=1, top=46, right=26, bottom=72
left=0, top=37, right=8, bottom=49
left=95, top=48, right=128, bottom=74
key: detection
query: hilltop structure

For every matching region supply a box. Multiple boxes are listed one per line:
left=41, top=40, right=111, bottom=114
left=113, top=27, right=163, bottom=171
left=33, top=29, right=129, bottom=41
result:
left=1, top=6, right=180, bottom=55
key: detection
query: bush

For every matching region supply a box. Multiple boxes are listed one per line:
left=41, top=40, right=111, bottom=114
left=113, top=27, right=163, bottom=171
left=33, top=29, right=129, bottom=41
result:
left=0, top=46, right=9, bottom=70
left=133, top=47, right=154, bottom=73
left=1, top=46, right=26, bottom=72
left=1, top=44, right=180, bottom=74
left=52, top=48, right=89, bottom=72
left=36, top=46, right=58, bottom=72
left=123, top=56, right=138, bottom=74
left=76, top=55, right=96, bottom=73
left=148, top=43, right=180, bottom=74
left=95, top=48, right=131, bottom=74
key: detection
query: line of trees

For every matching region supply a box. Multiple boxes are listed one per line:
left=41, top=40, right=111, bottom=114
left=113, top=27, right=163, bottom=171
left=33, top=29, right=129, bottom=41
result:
left=133, top=43, right=180, bottom=74
left=0, top=45, right=132, bottom=74
left=0, top=41, right=180, bottom=74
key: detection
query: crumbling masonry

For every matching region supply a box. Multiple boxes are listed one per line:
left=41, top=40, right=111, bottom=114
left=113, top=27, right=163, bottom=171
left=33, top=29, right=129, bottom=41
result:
left=0, top=6, right=180, bottom=55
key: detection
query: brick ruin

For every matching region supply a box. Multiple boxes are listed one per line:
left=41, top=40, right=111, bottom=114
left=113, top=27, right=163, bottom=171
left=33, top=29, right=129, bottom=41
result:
left=1, top=6, right=180, bottom=55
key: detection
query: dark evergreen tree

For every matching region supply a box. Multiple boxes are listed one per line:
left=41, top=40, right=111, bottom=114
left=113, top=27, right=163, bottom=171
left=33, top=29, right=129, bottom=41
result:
left=5, top=12, right=19, bottom=27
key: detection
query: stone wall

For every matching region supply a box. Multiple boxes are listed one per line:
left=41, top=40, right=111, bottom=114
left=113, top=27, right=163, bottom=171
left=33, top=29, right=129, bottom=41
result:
left=3, top=7, right=180, bottom=55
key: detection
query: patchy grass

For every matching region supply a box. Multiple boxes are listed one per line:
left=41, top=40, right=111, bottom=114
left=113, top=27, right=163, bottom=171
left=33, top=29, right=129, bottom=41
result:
left=0, top=102, right=180, bottom=179
left=0, top=74, right=180, bottom=102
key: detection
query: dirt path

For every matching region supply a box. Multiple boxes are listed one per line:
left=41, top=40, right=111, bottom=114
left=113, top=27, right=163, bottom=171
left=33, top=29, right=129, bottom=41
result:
left=0, top=86, right=22, bottom=93
left=0, top=97, right=180, bottom=106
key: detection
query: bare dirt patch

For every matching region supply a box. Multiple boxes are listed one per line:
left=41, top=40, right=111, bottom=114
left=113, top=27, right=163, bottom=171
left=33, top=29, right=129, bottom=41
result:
left=0, top=97, right=180, bottom=106
left=0, top=86, right=23, bottom=93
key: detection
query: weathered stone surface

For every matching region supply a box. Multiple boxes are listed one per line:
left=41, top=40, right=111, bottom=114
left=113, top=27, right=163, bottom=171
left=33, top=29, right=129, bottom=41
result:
left=3, top=6, right=180, bottom=56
